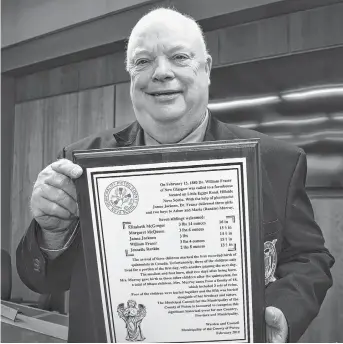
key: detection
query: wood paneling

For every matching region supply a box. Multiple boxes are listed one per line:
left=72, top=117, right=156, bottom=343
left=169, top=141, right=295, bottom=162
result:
left=78, top=53, right=128, bottom=90
left=11, top=100, right=45, bottom=301
left=204, top=30, right=219, bottom=67
left=218, top=15, right=288, bottom=65
left=299, top=196, right=343, bottom=343
left=43, top=94, right=79, bottom=166
left=11, top=85, right=115, bottom=302
left=16, top=65, right=79, bottom=103
left=15, top=52, right=128, bottom=104
left=1, top=76, right=15, bottom=253
left=290, top=2, right=343, bottom=52
left=115, top=82, right=136, bottom=128
left=77, top=86, right=115, bottom=138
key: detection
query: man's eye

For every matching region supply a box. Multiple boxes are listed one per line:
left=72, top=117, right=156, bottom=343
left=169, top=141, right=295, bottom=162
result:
left=136, top=59, right=149, bottom=66
left=173, top=54, right=189, bottom=61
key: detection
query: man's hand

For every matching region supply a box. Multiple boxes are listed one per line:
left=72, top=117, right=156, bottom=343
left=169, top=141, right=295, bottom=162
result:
left=265, top=306, right=288, bottom=343
left=31, top=159, right=83, bottom=231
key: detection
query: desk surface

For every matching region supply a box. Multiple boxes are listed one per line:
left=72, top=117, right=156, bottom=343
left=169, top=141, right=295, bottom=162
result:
left=1, top=322, right=65, bottom=343
left=1, top=301, right=68, bottom=342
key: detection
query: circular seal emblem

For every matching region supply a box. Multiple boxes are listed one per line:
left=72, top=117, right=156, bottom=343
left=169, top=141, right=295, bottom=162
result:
left=104, top=181, right=139, bottom=215
left=264, top=239, right=277, bottom=285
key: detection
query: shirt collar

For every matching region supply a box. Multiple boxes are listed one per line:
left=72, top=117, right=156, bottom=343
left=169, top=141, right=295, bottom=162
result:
left=144, top=110, right=209, bottom=146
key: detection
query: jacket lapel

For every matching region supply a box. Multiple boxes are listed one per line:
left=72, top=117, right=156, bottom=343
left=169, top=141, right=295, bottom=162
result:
left=113, top=121, right=144, bottom=147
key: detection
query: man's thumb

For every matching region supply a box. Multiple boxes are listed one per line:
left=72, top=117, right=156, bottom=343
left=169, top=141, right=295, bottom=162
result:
left=265, top=306, right=282, bottom=328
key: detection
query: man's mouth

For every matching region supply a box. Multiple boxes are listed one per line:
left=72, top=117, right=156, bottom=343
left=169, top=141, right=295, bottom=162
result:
left=147, top=90, right=182, bottom=97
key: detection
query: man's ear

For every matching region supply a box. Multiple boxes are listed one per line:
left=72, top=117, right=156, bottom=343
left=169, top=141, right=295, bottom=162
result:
left=205, top=54, right=212, bottom=85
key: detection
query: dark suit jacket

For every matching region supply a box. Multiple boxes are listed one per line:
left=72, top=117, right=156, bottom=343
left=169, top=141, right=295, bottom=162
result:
left=17, top=114, right=334, bottom=342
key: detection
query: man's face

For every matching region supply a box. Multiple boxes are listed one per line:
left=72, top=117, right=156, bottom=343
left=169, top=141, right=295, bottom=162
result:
left=127, top=18, right=212, bottom=141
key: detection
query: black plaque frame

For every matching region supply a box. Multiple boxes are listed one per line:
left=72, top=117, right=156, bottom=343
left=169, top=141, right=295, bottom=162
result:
left=73, top=139, right=265, bottom=343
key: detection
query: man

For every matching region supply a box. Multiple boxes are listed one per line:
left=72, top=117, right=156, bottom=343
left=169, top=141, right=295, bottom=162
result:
left=17, top=8, right=334, bottom=343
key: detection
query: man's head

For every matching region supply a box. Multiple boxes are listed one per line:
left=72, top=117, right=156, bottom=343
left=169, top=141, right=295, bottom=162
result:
left=126, top=8, right=212, bottom=143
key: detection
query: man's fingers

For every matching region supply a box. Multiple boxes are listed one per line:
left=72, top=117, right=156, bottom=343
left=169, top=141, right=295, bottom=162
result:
left=50, top=159, right=83, bottom=180
left=43, top=171, right=78, bottom=201
left=35, top=214, right=74, bottom=232
left=35, top=184, right=78, bottom=216
left=31, top=196, right=75, bottom=220
left=30, top=160, right=81, bottom=232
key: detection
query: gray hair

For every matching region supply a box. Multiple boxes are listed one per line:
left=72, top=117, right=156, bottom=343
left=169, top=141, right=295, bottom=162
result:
left=125, top=7, right=208, bottom=72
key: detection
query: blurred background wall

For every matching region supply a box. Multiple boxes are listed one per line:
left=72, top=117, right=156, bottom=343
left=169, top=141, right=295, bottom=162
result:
left=2, top=0, right=342, bottom=341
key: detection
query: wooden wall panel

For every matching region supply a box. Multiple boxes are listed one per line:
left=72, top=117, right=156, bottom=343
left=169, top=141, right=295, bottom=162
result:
left=46, top=65, right=80, bottom=98
left=299, top=196, right=343, bottom=343
left=78, top=53, right=128, bottom=90
left=15, top=52, right=128, bottom=104
left=11, top=85, right=115, bottom=303
left=204, top=30, right=219, bottom=67
left=77, top=85, right=115, bottom=138
left=115, top=82, right=136, bottom=128
left=218, top=15, right=288, bottom=65
left=43, top=93, right=79, bottom=166
left=290, top=2, right=343, bottom=52
left=11, top=100, right=45, bottom=301
left=15, top=72, right=47, bottom=103
left=16, top=65, right=79, bottom=104
left=42, top=86, right=115, bottom=166
left=2, top=76, right=15, bottom=253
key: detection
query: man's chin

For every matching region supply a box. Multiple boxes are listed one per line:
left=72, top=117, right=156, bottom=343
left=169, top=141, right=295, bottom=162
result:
left=150, top=111, right=186, bottom=124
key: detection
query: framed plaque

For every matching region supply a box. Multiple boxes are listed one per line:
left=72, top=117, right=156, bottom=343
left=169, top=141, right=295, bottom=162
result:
left=73, top=139, right=265, bottom=343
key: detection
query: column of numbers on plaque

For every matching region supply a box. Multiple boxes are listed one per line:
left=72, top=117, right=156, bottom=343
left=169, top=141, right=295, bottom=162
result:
left=178, top=220, right=206, bottom=250
left=219, top=216, right=236, bottom=251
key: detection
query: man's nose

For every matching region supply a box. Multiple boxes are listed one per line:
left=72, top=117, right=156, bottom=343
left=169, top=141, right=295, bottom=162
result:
left=152, top=57, right=174, bottom=82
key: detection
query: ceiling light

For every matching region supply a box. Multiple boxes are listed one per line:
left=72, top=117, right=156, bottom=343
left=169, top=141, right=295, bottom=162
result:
left=282, top=86, right=343, bottom=101
left=261, top=116, right=328, bottom=127
left=209, top=95, right=280, bottom=111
